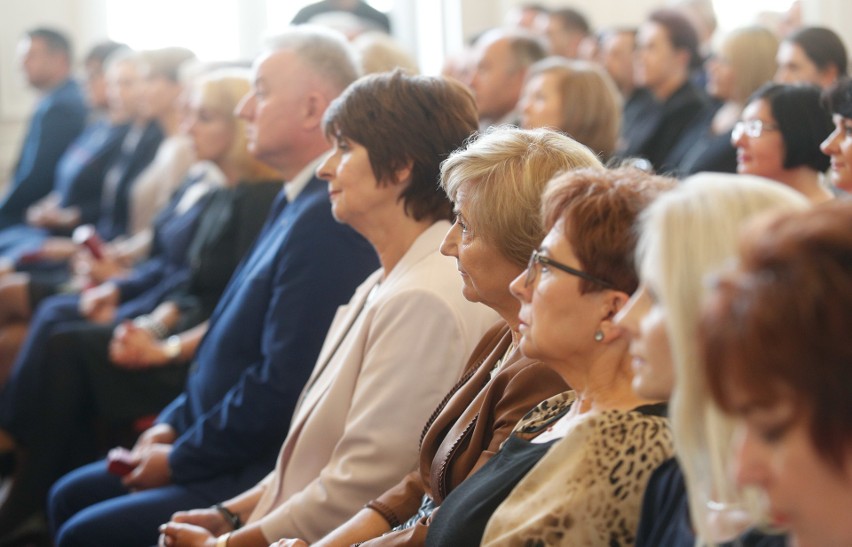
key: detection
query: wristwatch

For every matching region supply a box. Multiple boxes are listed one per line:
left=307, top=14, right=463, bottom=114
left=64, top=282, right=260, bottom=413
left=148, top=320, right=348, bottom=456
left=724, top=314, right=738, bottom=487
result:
left=162, top=335, right=182, bottom=362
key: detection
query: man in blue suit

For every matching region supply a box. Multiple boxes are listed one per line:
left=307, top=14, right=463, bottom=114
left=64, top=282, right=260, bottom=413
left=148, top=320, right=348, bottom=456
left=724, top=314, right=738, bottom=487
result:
left=0, top=28, right=88, bottom=229
left=47, top=27, right=379, bottom=546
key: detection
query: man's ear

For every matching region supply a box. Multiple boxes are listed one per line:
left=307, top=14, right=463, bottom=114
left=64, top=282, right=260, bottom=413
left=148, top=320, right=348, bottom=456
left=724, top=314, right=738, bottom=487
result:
left=674, top=48, right=692, bottom=73
left=303, top=91, right=329, bottom=130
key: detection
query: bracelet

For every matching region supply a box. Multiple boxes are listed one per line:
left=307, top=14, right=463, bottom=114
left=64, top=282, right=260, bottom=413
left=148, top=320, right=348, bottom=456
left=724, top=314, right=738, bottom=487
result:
left=215, top=532, right=231, bottom=547
left=213, top=503, right=242, bottom=530
left=162, top=335, right=182, bottom=363
left=132, top=315, right=169, bottom=339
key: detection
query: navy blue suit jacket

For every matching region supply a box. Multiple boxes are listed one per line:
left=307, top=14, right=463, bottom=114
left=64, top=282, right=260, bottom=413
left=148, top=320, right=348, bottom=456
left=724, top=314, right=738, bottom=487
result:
left=0, top=79, right=88, bottom=228
left=157, top=176, right=379, bottom=496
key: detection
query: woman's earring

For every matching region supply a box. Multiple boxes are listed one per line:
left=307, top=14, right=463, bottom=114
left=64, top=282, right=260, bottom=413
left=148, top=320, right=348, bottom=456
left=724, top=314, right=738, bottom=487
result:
left=594, top=330, right=604, bottom=342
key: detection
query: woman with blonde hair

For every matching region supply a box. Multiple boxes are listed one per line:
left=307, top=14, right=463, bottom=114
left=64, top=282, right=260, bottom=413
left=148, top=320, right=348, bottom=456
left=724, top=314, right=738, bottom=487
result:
left=0, top=69, right=282, bottom=534
left=616, top=173, right=808, bottom=546
left=681, top=26, right=779, bottom=174
left=518, top=57, right=621, bottom=160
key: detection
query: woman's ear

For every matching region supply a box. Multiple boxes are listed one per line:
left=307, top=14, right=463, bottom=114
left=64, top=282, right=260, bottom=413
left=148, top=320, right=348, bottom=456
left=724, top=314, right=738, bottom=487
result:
left=393, top=160, right=414, bottom=186
left=597, top=290, right=631, bottom=342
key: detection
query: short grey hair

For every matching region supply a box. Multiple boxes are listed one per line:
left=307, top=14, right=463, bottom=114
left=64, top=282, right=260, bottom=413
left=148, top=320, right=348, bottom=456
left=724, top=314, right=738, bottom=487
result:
left=265, top=25, right=360, bottom=94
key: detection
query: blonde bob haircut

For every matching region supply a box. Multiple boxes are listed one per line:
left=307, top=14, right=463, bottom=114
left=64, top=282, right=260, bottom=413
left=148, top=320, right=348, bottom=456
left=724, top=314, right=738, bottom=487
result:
left=636, top=173, right=808, bottom=543
left=193, top=69, right=281, bottom=182
left=440, top=126, right=601, bottom=268
left=525, top=57, right=622, bottom=160
left=717, top=26, right=779, bottom=104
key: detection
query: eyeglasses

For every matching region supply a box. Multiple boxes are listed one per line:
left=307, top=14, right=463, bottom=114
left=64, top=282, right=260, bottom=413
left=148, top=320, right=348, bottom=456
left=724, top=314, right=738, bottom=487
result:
left=524, top=249, right=614, bottom=289
left=732, top=119, right=780, bottom=140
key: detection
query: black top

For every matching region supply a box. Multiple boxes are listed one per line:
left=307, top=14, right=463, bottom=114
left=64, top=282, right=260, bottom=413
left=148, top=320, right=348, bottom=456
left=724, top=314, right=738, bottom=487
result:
left=618, top=82, right=711, bottom=176
left=636, top=457, right=787, bottom=547
left=425, top=434, right=557, bottom=546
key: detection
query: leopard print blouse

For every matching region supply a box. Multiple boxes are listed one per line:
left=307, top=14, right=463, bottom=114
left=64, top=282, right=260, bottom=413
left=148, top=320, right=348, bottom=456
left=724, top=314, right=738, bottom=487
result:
left=482, top=391, right=674, bottom=546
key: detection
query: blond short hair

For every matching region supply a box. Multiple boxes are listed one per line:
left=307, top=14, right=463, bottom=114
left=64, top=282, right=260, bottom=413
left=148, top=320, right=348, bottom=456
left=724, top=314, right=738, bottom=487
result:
left=441, top=126, right=601, bottom=267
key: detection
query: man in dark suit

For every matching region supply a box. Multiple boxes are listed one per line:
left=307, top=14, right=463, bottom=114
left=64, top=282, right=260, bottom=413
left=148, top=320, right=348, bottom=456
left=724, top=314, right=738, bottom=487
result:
left=47, top=26, right=379, bottom=546
left=0, top=28, right=88, bottom=229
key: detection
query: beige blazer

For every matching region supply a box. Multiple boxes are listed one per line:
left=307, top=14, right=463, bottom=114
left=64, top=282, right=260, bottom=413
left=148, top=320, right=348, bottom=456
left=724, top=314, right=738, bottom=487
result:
left=248, top=221, right=498, bottom=542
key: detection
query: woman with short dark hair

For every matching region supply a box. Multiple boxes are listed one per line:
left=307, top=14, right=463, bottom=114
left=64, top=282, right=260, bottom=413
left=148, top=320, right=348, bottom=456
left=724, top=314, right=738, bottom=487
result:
left=820, top=77, right=852, bottom=191
left=732, top=82, right=834, bottom=203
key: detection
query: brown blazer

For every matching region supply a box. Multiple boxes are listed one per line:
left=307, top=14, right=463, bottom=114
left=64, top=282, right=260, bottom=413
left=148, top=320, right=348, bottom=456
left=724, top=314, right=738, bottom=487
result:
left=362, top=322, right=569, bottom=546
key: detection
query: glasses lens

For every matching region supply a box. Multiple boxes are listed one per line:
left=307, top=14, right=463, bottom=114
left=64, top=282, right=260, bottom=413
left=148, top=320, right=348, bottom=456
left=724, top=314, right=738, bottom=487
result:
left=748, top=120, right=761, bottom=138
left=732, top=121, right=744, bottom=140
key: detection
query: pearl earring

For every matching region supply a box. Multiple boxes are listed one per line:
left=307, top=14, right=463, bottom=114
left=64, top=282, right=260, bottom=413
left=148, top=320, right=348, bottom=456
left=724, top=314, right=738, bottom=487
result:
left=594, top=330, right=604, bottom=342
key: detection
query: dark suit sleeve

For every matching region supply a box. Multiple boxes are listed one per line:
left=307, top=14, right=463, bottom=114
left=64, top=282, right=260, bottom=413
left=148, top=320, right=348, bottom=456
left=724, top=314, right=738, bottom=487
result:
left=166, top=200, right=377, bottom=483
left=112, top=256, right=169, bottom=302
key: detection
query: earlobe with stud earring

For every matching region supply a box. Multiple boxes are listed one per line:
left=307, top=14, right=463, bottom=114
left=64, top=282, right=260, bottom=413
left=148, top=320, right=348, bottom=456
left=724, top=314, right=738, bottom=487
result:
left=594, top=330, right=604, bottom=342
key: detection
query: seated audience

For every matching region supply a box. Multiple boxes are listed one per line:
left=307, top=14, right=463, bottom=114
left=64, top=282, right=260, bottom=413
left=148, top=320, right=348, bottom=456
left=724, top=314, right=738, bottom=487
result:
left=0, top=47, right=168, bottom=274
left=732, top=83, right=833, bottom=203
left=157, top=69, right=497, bottom=547
left=0, top=27, right=88, bottom=230
left=0, top=49, right=158, bottom=380
left=519, top=57, right=621, bottom=160
left=47, top=26, right=380, bottom=546
left=618, top=9, right=710, bottom=174
left=13, top=46, right=195, bottom=275
left=681, top=26, right=779, bottom=174
left=0, top=69, right=282, bottom=539
left=13, top=41, right=130, bottom=238
left=702, top=200, right=852, bottom=547
left=265, top=127, right=600, bottom=547
left=0, top=41, right=130, bottom=262
left=424, top=167, right=675, bottom=546
left=820, top=77, right=852, bottom=191
left=617, top=173, right=807, bottom=546
left=774, top=26, right=847, bottom=89
left=468, top=29, right=546, bottom=130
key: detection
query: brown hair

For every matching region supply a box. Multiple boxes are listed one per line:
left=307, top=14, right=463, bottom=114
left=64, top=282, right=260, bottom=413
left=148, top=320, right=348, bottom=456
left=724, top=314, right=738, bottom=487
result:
left=702, top=200, right=852, bottom=470
left=542, top=167, right=674, bottom=294
left=323, top=70, right=478, bottom=222
left=526, top=57, right=622, bottom=159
